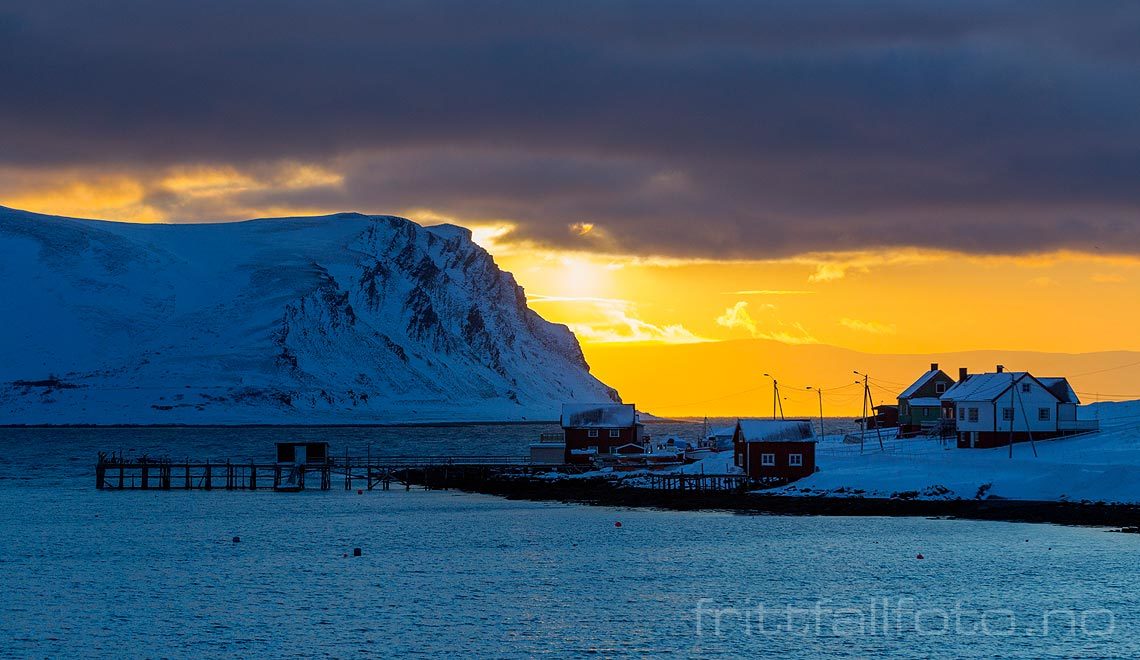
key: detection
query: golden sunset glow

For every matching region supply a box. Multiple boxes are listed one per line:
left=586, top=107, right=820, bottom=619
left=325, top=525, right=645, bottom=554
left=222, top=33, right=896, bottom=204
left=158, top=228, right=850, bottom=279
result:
left=0, top=164, right=345, bottom=223
left=476, top=226, right=1140, bottom=417
left=7, top=177, right=1140, bottom=419
left=0, top=175, right=164, bottom=223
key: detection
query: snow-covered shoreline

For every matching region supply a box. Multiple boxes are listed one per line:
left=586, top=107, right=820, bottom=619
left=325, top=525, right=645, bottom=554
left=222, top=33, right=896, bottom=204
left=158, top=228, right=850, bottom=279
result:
left=759, top=400, right=1140, bottom=504
left=529, top=400, right=1140, bottom=507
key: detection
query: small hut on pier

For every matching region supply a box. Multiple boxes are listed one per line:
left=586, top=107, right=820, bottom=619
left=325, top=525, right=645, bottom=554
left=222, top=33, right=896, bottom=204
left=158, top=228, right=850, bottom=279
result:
left=275, top=441, right=330, bottom=464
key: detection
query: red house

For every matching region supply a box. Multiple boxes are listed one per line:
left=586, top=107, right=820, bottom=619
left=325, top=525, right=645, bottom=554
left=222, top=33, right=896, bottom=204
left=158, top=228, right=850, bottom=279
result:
left=732, top=419, right=816, bottom=482
left=561, top=403, right=643, bottom=464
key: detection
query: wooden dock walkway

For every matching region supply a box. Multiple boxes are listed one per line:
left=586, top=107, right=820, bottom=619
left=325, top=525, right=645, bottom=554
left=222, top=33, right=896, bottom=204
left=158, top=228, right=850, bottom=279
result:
left=95, top=451, right=755, bottom=493
left=643, top=473, right=752, bottom=492
left=94, top=453, right=586, bottom=492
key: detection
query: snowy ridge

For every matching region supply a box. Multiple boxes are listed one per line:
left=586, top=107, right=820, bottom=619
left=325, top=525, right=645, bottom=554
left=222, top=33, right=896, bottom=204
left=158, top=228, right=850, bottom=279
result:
left=0, top=206, right=618, bottom=424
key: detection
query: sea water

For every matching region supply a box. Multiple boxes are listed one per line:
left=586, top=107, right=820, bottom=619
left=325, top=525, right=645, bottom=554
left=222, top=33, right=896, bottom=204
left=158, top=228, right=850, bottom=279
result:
left=1, top=426, right=1137, bottom=658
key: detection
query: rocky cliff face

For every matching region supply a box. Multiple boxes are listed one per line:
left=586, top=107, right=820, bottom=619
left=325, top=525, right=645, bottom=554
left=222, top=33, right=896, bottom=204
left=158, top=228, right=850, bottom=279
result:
left=0, top=206, right=618, bottom=424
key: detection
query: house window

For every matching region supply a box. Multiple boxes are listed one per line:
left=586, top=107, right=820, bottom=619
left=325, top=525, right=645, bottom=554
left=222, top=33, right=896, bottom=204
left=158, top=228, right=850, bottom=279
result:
left=968, top=408, right=979, bottom=422
left=935, top=382, right=947, bottom=394
left=1038, top=408, right=1051, bottom=421
left=1002, top=407, right=1015, bottom=422
left=587, top=429, right=599, bottom=438
left=1021, top=383, right=1031, bottom=393
left=608, top=429, right=620, bottom=438
left=959, top=407, right=966, bottom=419
left=761, top=453, right=776, bottom=466
left=789, top=454, right=803, bottom=467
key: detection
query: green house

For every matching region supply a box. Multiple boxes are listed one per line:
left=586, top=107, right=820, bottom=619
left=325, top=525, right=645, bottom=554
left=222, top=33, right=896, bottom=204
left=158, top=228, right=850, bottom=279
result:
left=897, top=363, right=956, bottom=433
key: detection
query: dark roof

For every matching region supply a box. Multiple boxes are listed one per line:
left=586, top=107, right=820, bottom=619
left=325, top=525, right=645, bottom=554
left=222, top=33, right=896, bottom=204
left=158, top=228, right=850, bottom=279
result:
left=899, top=369, right=951, bottom=399
left=1039, top=377, right=1080, bottom=404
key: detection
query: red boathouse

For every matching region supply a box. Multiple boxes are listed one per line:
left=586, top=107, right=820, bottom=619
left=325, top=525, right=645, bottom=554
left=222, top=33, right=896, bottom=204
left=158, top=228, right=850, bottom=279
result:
left=732, top=419, right=817, bottom=482
left=561, top=403, right=643, bottom=464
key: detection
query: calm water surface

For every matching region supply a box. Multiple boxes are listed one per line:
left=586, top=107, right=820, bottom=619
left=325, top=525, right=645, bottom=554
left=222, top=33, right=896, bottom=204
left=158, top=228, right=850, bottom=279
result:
left=1, top=426, right=1137, bottom=658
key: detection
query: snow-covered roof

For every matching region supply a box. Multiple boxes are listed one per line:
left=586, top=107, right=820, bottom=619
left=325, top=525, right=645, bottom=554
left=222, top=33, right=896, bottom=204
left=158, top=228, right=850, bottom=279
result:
left=1039, top=378, right=1080, bottom=404
left=735, top=419, right=815, bottom=443
left=906, top=397, right=942, bottom=408
left=938, top=372, right=1021, bottom=402
left=940, top=379, right=967, bottom=401
left=707, top=426, right=735, bottom=438
left=939, top=372, right=1062, bottom=404
left=898, top=369, right=944, bottom=399
left=561, top=403, right=637, bottom=428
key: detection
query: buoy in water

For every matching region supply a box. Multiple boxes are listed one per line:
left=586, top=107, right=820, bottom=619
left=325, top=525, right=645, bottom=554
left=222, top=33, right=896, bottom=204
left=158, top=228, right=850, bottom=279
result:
left=615, top=521, right=622, bottom=528
left=353, top=547, right=362, bottom=557
left=916, top=553, right=924, bottom=560
left=232, top=536, right=240, bottom=543
left=357, top=489, right=363, bottom=495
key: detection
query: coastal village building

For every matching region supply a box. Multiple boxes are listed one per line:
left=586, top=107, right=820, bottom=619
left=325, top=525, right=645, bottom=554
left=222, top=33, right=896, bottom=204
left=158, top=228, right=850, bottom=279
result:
left=897, top=363, right=956, bottom=434
left=856, top=404, right=899, bottom=430
left=528, top=436, right=566, bottom=465
left=705, top=426, right=736, bottom=452
left=939, top=367, right=1097, bottom=448
left=275, top=441, right=329, bottom=464
left=560, top=403, right=644, bottom=464
left=732, top=419, right=816, bottom=481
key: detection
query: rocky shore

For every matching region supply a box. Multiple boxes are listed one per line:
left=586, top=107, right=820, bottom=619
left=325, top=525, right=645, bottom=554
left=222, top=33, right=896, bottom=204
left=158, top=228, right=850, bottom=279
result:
left=463, top=475, right=1140, bottom=529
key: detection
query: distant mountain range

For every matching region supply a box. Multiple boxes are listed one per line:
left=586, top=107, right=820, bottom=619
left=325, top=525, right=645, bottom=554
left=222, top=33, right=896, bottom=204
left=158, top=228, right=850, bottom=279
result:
left=0, top=206, right=618, bottom=424
left=584, top=339, right=1140, bottom=418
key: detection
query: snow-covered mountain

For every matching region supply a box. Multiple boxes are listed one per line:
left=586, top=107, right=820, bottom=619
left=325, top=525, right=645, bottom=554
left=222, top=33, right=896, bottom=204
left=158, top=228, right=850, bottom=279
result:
left=0, top=206, right=619, bottom=424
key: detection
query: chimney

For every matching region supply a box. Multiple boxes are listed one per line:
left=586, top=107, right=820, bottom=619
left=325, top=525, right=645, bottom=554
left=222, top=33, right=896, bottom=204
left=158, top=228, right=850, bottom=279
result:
left=996, top=365, right=1004, bottom=373
left=959, top=367, right=968, bottom=382
left=930, top=362, right=939, bottom=372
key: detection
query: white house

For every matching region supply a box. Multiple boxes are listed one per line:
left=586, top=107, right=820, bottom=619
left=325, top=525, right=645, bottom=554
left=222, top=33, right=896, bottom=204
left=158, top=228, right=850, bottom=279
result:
left=940, top=368, right=1096, bottom=448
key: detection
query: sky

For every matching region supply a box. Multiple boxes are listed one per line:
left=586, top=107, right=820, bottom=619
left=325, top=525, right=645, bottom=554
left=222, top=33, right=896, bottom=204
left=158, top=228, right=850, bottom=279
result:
left=4, top=1, right=1140, bottom=414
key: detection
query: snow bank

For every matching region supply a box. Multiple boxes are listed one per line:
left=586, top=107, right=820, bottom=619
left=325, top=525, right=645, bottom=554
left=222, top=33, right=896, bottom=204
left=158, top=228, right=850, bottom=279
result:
left=771, top=400, right=1140, bottom=504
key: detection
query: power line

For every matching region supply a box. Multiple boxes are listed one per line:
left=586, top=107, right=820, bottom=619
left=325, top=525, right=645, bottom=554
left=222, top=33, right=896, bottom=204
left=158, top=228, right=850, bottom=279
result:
left=652, top=385, right=769, bottom=409
left=1076, top=391, right=1140, bottom=400
left=868, top=375, right=909, bottom=387
left=1070, top=359, right=1140, bottom=378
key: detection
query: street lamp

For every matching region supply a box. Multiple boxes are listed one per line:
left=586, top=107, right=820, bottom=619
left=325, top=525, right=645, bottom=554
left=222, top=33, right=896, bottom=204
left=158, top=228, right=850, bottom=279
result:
left=762, top=373, right=782, bottom=420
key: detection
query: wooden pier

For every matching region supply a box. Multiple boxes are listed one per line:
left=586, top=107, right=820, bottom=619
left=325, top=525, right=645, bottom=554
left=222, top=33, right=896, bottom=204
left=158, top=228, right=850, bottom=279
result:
left=643, top=473, right=752, bottom=492
left=94, top=453, right=587, bottom=492
left=95, top=450, right=758, bottom=494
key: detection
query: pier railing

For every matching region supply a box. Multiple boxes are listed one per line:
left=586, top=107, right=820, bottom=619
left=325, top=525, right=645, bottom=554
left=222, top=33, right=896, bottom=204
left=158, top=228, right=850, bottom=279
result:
left=94, top=454, right=585, bottom=492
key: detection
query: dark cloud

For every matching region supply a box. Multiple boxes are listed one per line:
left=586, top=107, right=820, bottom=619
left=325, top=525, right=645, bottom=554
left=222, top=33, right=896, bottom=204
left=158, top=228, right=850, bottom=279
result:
left=2, top=0, right=1140, bottom=257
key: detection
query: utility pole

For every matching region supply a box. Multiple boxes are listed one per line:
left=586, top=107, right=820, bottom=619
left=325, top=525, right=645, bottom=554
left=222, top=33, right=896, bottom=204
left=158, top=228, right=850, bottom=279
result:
left=1008, top=373, right=1016, bottom=459
left=763, top=373, right=782, bottom=420
left=807, top=386, right=824, bottom=439
left=855, top=371, right=885, bottom=452
left=1010, top=373, right=1038, bottom=458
